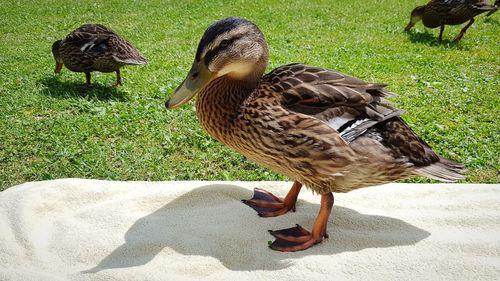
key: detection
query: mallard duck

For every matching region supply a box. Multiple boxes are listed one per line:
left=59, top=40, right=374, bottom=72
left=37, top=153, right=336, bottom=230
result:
left=51, top=24, right=147, bottom=87
left=166, top=17, right=464, bottom=252
left=405, top=0, right=498, bottom=42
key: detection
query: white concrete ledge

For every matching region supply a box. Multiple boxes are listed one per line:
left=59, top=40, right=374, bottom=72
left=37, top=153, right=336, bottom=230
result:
left=0, top=179, right=499, bottom=280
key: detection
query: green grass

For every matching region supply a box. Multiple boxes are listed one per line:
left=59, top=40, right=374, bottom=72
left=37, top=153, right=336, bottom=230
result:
left=0, top=0, right=499, bottom=190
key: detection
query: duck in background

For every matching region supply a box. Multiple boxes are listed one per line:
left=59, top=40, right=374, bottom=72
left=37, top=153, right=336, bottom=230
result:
left=52, top=24, right=147, bottom=88
left=405, top=0, right=498, bottom=42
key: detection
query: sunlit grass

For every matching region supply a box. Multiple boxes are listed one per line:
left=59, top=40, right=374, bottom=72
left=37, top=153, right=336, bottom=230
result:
left=0, top=0, right=498, bottom=190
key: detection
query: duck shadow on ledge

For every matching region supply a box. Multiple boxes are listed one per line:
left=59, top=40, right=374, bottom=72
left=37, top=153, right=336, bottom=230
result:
left=38, top=76, right=128, bottom=102
left=84, top=184, right=430, bottom=273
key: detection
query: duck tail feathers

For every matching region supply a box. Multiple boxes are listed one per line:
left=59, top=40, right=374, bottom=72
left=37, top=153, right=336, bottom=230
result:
left=115, top=55, right=148, bottom=65
left=414, top=157, right=465, bottom=182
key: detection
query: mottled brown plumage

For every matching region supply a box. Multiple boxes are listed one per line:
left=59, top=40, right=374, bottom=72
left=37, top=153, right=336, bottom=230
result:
left=166, top=17, right=464, bottom=252
left=52, top=24, right=147, bottom=87
left=405, top=0, right=498, bottom=42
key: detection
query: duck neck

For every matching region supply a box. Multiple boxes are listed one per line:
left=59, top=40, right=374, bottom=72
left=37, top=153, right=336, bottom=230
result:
left=195, top=76, right=256, bottom=142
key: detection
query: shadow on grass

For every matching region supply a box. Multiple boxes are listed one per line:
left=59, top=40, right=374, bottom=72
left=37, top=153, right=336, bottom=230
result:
left=39, top=75, right=128, bottom=102
left=483, top=17, right=499, bottom=25
left=83, top=184, right=430, bottom=272
left=406, top=30, right=439, bottom=45
left=405, top=30, right=470, bottom=50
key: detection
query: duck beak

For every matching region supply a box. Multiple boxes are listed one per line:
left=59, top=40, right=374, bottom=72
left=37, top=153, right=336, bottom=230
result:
left=54, top=62, right=63, bottom=74
left=165, top=61, right=214, bottom=110
left=404, top=22, right=415, bottom=32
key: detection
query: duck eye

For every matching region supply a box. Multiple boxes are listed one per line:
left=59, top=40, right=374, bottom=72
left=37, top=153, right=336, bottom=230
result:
left=191, top=72, right=199, bottom=79
left=220, top=39, right=230, bottom=48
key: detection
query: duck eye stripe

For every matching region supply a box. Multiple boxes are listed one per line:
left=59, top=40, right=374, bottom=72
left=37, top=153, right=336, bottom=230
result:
left=203, top=36, right=241, bottom=65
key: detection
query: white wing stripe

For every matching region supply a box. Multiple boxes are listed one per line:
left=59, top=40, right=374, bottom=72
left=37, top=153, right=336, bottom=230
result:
left=326, top=113, right=356, bottom=130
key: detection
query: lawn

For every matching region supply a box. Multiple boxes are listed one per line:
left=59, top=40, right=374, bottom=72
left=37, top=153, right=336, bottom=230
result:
left=0, top=0, right=498, bottom=190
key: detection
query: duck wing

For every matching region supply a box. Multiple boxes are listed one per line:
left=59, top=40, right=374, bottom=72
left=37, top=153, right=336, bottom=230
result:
left=448, top=0, right=496, bottom=14
left=63, top=24, right=147, bottom=65
left=249, top=63, right=463, bottom=182
left=63, top=24, right=115, bottom=52
left=427, top=0, right=496, bottom=22
left=263, top=63, right=401, bottom=142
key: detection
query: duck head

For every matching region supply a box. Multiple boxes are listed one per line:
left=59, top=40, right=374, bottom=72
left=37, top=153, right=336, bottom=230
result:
left=166, top=17, right=269, bottom=109
left=51, top=40, right=64, bottom=74
left=405, top=5, right=426, bottom=32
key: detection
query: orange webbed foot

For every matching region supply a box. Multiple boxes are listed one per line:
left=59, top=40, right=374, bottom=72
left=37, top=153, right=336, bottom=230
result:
left=241, top=188, right=295, bottom=217
left=268, top=224, right=328, bottom=252
left=242, top=182, right=302, bottom=217
left=269, top=192, right=334, bottom=252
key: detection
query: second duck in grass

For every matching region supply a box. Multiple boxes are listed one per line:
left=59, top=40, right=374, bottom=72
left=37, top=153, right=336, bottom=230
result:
left=52, top=24, right=147, bottom=88
left=405, top=0, right=498, bottom=42
left=166, top=17, right=464, bottom=252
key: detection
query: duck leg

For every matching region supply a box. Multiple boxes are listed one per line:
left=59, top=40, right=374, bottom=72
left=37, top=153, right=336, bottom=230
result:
left=84, top=72, right=91, bottom=89
left=242, top=181, right=302, bottom=217
left=54, top=62, right=63, bottom=74
left=453, top=18, right=474, bottom=42
left=437, top=25, right=445, bottom=43
left=114, top=69, right=123, bottom=87
left=268, top=192, right=334, bottom=252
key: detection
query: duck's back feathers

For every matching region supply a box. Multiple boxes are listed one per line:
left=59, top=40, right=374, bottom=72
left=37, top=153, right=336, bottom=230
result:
left=58, top=24, right=147, bottom=72
left=424, top=0, right=497, bottom=26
